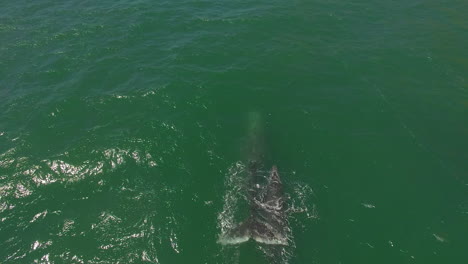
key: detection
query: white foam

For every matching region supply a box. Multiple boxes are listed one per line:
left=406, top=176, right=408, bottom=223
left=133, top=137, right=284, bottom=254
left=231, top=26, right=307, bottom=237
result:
left=217, top=235, right=250, bottom=245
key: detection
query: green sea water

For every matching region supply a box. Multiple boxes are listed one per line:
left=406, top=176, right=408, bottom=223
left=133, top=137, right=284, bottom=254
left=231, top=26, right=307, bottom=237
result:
left=1, top=0, right=467, bottom=263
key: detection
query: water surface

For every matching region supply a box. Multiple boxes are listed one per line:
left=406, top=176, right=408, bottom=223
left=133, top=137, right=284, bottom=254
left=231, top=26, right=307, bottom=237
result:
left=1, top=0, right=467, bottom=263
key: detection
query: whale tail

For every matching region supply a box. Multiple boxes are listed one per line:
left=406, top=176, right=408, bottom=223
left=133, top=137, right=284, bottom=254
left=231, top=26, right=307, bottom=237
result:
left=218, top=165, right=288, bottom=246
left=218, top=217, right=288, bottom=245
left=218, top=219, right=251, bottom=245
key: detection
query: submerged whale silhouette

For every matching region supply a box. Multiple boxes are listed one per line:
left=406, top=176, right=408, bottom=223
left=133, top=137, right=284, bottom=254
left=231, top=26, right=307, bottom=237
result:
left=219, top=112, right=288, bottom=245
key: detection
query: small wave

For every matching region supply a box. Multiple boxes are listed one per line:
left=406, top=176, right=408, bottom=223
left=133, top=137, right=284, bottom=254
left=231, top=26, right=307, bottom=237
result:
left=0, top=146, right=161, bottom=200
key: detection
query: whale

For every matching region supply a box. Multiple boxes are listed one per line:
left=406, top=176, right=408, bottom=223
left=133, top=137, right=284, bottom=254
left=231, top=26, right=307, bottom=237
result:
left=219, top=112, right=288, bottom=246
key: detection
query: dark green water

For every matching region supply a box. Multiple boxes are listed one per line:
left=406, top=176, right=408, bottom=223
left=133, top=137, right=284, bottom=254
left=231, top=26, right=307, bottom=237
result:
left=1, top=0, right=467, bottom=263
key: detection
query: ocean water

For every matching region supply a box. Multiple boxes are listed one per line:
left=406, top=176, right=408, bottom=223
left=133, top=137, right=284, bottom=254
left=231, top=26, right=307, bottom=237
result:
left=1, top=0, right=467, bottom=263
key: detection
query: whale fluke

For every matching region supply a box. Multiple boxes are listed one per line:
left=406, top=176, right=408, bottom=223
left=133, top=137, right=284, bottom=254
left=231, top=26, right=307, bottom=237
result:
left=218, top=165, right=288, bottom=246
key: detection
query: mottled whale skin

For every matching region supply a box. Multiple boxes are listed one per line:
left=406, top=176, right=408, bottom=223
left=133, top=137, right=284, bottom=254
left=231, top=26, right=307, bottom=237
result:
left=220, top=164, right=287, bottom=245
left=248, top=164, right=288, bottom=245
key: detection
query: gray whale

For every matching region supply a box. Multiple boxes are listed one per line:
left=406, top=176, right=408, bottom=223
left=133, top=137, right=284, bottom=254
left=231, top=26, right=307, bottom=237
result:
left=219, top=112, right=288, bottom=245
